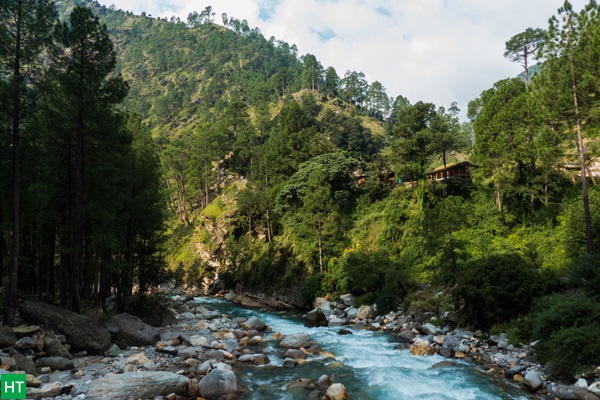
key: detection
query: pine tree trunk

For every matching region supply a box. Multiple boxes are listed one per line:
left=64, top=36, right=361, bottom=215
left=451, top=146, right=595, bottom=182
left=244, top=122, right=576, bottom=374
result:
left=4, top=1, right=23, bottom=326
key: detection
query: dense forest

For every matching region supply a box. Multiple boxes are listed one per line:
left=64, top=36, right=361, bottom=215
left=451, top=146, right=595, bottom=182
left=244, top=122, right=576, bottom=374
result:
left=1, top=0, right=600, bottom=379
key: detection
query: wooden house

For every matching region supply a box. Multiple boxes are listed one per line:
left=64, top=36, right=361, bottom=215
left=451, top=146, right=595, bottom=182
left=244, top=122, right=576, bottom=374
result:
left=426, top=161, right=472, bottom=181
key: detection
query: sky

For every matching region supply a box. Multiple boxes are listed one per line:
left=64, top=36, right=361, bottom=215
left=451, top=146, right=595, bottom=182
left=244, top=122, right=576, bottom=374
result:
left=95, top=0, right=590, bottom=120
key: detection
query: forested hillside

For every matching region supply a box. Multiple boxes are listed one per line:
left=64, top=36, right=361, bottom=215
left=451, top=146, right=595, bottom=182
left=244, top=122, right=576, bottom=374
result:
left=2, top=0, right=600, bottom=379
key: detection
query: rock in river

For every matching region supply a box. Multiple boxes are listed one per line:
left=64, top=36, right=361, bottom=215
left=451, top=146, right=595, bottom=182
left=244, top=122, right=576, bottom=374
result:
left=87, top=371, right=189, bottom=399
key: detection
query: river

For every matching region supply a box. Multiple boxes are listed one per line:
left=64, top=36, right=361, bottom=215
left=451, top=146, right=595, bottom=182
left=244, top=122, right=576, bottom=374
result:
left=197, top=297, right=527, bottom=400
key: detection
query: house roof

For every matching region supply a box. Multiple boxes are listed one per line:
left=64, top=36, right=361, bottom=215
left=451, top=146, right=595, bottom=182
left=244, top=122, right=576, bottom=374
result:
left=425, top=161, right=472, bottom=175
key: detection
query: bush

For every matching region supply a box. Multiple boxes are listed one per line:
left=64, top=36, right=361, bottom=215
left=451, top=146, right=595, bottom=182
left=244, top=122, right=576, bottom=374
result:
left=453, top=252, right=549, bottom=329
left=336, top=249, right=410, bottom=314
left=569, top=253, right=600, bottom=296
left=123, top=293, right=170, bottom=326
left=532, top=293, right=600, bottom=378
left=300, top=273, right=324, bottom=305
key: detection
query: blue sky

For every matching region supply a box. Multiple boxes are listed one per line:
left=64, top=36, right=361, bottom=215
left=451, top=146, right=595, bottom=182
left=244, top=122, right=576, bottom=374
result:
left=96, top=0, right=590, bottom=120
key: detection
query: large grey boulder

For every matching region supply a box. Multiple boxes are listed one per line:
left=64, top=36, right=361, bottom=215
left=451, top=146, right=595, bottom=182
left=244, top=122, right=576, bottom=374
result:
left=302, top=308, right=328, bottom=328
left=104, top=313, right=160, bottom=347
left=241, top=316, right=267, bottom=332
left=523, top=371, right=543, bottom=392
left=19, top=301, right=110, bottom=354
left=87, top=371, right=189, bottom=400
left=280, top=333, right=311, bottom=349
left=198, top=369, right=237, bottom=399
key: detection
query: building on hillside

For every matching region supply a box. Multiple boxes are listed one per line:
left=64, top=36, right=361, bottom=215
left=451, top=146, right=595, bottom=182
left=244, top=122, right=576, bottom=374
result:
left=426, top=161, right=473, bottom=181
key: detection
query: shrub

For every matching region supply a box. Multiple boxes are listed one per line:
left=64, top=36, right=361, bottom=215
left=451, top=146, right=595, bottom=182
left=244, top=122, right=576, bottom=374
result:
left=300, top=273, right=324, bottom=305
left=532, top=293, right=600, bottom=378
left=569, top=253, right=600, bottom=296
left=337, top=249, right=410, bottom=313
left=453, top=252, right=547, bottom=329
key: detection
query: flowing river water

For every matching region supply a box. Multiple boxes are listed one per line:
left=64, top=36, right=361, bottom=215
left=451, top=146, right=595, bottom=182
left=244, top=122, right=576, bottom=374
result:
left=197, top=297, right=527, bottom=400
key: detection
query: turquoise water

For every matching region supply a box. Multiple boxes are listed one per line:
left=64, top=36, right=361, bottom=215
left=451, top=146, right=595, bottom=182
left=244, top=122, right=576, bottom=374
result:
left=197, top=297, right=526, bottom=400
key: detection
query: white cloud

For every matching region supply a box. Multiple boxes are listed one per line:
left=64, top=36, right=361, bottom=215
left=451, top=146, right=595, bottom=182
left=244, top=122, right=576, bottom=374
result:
left=96, top=0, right=590, bottom=119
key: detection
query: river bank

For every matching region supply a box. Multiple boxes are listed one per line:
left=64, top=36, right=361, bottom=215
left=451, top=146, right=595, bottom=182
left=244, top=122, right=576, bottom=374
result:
left=1, top=291, right=598, bottom=399
left=226, top=289, right=600, bottom=400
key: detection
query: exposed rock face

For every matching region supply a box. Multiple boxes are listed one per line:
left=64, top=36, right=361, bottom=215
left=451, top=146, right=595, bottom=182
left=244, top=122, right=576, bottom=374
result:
left=19, top=301, right=110, bottom=354
left=198, top=368, right=238, bottom=399
left=104, top=313, right=160, bottom=347
left=302, top=308, right=329, bottom=328
left=86, top=371, right=189, bottom=400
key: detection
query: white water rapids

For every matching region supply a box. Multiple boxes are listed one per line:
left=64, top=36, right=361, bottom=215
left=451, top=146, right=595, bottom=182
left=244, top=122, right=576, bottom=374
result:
left=197, top=297, right=526, bottom=400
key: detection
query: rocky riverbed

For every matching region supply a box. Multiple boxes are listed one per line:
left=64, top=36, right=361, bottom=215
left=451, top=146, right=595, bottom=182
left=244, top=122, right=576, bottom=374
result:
left=1, top=291, right=599, bottom=399
left=293, top=294, right=600, bottom=400
left=1, top=295, right=351, bottom=400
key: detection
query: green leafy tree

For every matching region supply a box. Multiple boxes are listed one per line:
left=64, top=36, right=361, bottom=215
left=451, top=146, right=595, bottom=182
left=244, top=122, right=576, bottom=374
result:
left=0, top=0, right=57, bottom=325
left=301, top=53, right=323, bottom=93
left=52, top=6, right=128, bottom=311
left=390, top=101, right=437, bottom=181
left=366, top=81, right=390, bottom=120
left=323, top=66, right=339, bottom=97
left=537, top=0, right=600, bottom=254
left=504, top=27, right=546, bottom=87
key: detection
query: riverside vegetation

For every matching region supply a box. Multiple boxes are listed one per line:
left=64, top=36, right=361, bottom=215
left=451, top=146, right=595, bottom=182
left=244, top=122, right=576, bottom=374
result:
left=1, top=0, right=600, bottom=394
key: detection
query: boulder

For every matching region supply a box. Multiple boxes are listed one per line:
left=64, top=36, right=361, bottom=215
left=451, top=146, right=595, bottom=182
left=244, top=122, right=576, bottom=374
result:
left=238, top=354, right=269, bottom=365
left=421, top=323, right=438, bottom=335
left=356, top=305, right=376, bottom=320
left=10, top=350, right=36, bottom=374
left=280, top=333, right=311, bottom=349
left=104, top=313, right=160, bottom=347
left=410, top=338, right=435, bottom=356
left=14, top=336, right=36, bottom=351
left=326, top=383, right=349, bottom=400
left=522, top=371, right=543, bottom=392
left=43, top=331, right=72, bottom=359
left=19, top=301, right=110, bottom=354
left=283, top=358, right=298, bottom=368
left=328, top=318, right=348, bottom=328
left=339, top=294, right=356, bottom=306
left=345, top=308, right=358, bottom=320
left=0, top=326, right=17, bottom=348
left=302, top=308, right=329, bottom=328
left=34, top=356, right=74, bottom=371
left=394, top=330, right=415, bottom=343
left=141, top=301, right=178, bottom=327
left=26, top=382, right=68, bottom=400
left=198, top=368, right=238, bottom=399
left=241, top=316, right=266, bottom=332
left=316, top=375, right=333, bottom=389
left=87, top=371, right=189, bottom=399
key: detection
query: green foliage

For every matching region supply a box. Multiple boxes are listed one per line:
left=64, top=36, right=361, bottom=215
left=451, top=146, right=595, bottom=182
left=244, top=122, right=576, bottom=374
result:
left=453, top=252, right=551, bottom=329
left=532, top=293, right=600, bottom=378
left=569, top=253, right=600, bottom=297
left=335, top=249, right=410, bottom=313
left=300, top=273, right=324, bottom=305
left=123, top=292, right=168, bottom=325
